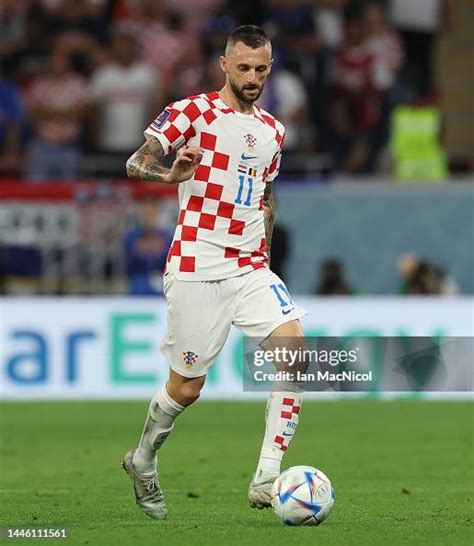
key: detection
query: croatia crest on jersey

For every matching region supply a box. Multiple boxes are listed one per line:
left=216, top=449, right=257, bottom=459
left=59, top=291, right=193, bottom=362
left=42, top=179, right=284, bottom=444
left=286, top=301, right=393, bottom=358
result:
left=183, top=351, right=199, bottom=369
left=244, top=133, right=257, bottom=152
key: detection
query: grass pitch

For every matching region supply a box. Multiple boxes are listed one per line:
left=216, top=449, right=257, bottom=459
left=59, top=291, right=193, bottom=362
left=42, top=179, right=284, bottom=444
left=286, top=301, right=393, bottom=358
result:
left=0, top=400, right=473, bottom=546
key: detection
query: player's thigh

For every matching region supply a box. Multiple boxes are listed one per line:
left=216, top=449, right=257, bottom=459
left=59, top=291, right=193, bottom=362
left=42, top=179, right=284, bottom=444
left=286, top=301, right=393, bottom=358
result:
left=232, top=268, right=307, bottom=344
left=264, top=319, right=305, bottom=340
left=160, top=275, right=233, bottom=378
left=260, top=319, right=308, bottom=373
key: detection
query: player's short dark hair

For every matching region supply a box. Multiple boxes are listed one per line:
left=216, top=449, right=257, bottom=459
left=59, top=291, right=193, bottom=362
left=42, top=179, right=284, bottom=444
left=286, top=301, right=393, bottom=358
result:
left=225, top=25, right=271, bottom=54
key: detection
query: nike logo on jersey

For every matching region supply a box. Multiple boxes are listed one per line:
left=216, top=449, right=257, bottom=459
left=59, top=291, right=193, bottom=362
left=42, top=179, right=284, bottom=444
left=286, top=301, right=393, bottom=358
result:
left=282, top=431, right=294, bottom=437
left=282, top=307, right=295, bottom=315
left=241, top=153, right=258, bottom=161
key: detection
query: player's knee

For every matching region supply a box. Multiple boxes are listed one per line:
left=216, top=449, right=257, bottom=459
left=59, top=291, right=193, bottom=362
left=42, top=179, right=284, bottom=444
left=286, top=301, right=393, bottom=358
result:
left=168, top=377, right=204, bottom=407
left=177, top=382, right=202, bottom=406
left=167, top=369, right=205, bottom=407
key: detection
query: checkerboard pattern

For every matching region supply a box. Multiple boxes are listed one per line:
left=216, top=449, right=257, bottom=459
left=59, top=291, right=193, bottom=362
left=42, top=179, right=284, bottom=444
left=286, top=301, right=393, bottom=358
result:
left=146, top=92, right=285, bottom=277
left=274, top=397, right=301, bottom=452
left=280, top=397, right=301, bottom=420
left=166, top=127, right=252, bottom=273
left=147, top=92, right=232, bottom=154
left=256, top=110, right=285, bottom=183
left=274, top=435, right=289, bottom=451
left=224, top=238, right=268, bottom=271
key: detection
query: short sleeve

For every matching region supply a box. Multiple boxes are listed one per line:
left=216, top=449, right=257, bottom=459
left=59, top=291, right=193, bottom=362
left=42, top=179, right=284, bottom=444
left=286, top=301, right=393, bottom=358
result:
left=267, top=127, right=285, bottom=183
left=144, top=98, right=198, bottom=154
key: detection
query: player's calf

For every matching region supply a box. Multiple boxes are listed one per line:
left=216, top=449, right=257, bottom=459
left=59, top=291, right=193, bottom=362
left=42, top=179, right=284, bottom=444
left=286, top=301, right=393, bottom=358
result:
left=131, top=373, right=205, bottom=474
left=250, top=320, right=306, bottom=507
left=124, top=372, right=206, bottom=517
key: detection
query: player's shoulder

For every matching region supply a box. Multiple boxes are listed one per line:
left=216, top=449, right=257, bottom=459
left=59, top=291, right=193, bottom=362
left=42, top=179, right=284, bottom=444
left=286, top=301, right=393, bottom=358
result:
left=167, top=92, right=220, bottom=114
left=255, top=105, right=285, bottom=148
left=255, top=105, right=285, bottom=136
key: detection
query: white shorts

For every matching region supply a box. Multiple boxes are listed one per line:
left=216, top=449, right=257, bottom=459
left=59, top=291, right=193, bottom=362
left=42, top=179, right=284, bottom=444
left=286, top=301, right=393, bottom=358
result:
left=160, top=268, right=307, bottom=378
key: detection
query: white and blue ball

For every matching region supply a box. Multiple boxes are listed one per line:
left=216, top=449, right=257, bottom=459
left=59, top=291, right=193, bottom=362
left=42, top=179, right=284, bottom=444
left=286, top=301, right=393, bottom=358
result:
left=271, top=465, right=335, bottom=526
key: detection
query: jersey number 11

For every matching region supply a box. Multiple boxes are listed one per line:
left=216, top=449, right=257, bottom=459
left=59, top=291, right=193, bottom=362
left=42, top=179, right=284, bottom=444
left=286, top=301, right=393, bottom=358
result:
left=235, top=175, right=253, bottom=206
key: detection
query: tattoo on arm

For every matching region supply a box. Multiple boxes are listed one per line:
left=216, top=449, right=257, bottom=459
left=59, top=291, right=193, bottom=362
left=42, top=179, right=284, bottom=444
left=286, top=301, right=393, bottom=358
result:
left=126, top=135, right=170, bottom=182
left=263, top=180, right=275, bottom=262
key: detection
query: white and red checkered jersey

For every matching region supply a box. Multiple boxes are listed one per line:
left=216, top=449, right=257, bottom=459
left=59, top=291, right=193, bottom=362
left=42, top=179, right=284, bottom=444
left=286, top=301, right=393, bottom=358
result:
left=144, top=91, right=285, bottom=281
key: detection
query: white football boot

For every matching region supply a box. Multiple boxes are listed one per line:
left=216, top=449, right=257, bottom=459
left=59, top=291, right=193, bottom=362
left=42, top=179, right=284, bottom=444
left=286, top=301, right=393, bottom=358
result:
left=122, top=450, right=167, bottom=520
left=248, top=474, right=277, bottom=509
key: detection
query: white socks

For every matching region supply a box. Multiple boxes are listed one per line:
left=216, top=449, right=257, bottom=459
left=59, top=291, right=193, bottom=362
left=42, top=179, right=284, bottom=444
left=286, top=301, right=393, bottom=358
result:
left=255, top=390, right=304, bottom=483
left=132, top=385, right=184, bottom=474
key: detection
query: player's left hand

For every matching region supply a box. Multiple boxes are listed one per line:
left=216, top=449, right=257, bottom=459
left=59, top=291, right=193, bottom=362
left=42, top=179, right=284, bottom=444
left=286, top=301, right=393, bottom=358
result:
left=165, top=146, right=204, bottom=184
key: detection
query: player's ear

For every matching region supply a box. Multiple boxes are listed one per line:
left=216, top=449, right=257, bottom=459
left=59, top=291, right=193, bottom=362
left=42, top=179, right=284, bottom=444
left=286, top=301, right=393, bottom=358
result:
left=219, top=56, right=227, bottom=74
left=267, top=59, right=274, bottom=76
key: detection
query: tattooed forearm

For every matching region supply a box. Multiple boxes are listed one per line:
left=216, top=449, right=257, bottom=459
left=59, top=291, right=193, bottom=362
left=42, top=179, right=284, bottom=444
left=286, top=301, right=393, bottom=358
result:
left=126, top=135, right=171, bottom=182
left=263, top=180, right=275, bottom=262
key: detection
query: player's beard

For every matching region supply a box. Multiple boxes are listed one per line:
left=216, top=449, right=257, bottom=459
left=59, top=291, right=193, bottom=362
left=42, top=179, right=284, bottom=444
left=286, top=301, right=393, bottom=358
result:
left=229, top=77, right=264, bottom=104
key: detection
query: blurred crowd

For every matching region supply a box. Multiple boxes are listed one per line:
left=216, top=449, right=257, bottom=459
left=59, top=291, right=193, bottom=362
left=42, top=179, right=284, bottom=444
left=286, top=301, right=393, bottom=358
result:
left=312, top=253, right=459, bottom=296
left=0, top=0, right=454, bottom=180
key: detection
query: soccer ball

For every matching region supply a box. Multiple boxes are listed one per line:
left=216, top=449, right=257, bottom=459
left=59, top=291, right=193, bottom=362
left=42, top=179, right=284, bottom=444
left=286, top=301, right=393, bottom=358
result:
left=271, top=465, right=335, bottom=526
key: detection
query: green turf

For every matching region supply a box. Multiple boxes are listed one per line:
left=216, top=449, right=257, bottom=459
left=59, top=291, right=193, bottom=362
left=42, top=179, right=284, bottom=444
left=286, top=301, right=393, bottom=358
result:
left=0, top=400, right=473, bottom=546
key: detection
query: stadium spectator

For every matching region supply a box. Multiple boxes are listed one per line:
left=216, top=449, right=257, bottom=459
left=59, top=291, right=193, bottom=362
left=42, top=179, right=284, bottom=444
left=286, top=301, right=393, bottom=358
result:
left=313, top=0, right=347, bottom=50
left=0, top=0, right=29, bottom=78
left=362, top=2, right=405, bottom=166
left=124, top=196, right=173, bottom=296
left=24, top=49, right=89, bottom=181
left=202, top=8, right=236, bottom=58
left=0, top=70, right=25, bottom=175
left=390, top=93, right=448, bottom=182
left=363, top=2, right=404, bottom=94
left=0, top=2, right=52, bottom=81
left=90, top=26, right=160, bottom=174
left=397, top=253, right=459, bottom=295
left=264, top=0, right=322, bottom=55
left=324, top=13, right=380, bottom=173
left=264, top=0, right=322, bottom=92
left=164, top=0, right=224, bottom=34
left=41, top=0, right=108, bottom=66
left=202, top=54, right=226, bottom=94
left=309, top=0, right=348, bottom=146
left=128, top=0, right=201, bottom=101
left=258, top=54, right=310, bottom=162
left=389, top=0, right=453, bottom=96
left=314, top=258, right=354, bottom=295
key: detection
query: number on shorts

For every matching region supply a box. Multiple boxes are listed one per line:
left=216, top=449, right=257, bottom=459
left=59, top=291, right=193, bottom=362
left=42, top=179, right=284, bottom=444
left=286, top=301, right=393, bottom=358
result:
left=270, top=283, right=295, bottom=314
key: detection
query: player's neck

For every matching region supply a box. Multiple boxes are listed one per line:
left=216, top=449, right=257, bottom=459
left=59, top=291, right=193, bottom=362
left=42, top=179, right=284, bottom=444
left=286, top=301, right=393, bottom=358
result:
left=218, top=87, right=255, bottom=116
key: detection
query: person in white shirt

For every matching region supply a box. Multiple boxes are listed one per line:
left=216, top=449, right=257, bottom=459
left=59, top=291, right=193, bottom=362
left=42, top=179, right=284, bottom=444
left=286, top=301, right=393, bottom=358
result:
left=90, top=25, right=161, bottom=172
left=258, top=55, right=309, bottom=154
left=364, top=2, right=404, bottom=92
left=389, top=0, right=452, bottom=95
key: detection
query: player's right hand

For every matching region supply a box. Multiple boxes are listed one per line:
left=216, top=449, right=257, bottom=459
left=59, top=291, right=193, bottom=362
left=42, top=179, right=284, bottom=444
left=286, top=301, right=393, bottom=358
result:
left=165, top=146, right=204, bottom=184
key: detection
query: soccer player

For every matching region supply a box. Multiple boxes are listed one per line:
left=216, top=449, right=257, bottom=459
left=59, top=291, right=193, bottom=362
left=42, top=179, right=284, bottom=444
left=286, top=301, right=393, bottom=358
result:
left=123, top=25, right=307, bottom=519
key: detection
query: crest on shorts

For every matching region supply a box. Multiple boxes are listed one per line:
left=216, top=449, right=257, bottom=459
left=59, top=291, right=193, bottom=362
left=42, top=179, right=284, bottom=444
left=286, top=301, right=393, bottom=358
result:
left=244, top=133, right=257, bottom=152
left=183, top=351, right=199, bottom=369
